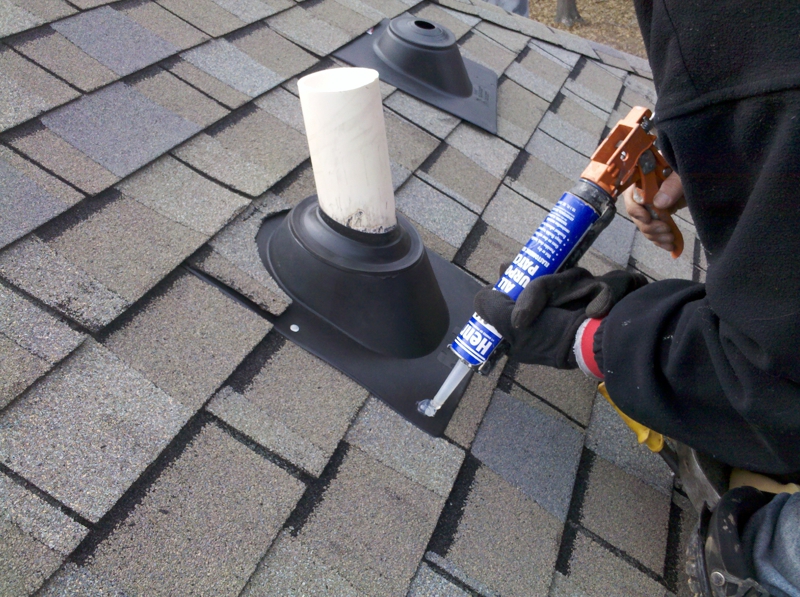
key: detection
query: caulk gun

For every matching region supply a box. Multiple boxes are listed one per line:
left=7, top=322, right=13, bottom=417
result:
left=418, top=106, right=684, bottom=417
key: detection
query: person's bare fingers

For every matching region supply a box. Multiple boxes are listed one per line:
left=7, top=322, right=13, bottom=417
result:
left=638, top=219, right=671, bottom=236
left=644, top=231, right=676, bottom=246
left=653, top=172, right=686, bottom=212
left=624, top=186, right=652, bottom=225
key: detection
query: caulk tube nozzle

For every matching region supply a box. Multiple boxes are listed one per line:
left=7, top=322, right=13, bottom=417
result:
left=420, top=185, right=605, bottom=417
left=417, top=359, right=471, bottom=416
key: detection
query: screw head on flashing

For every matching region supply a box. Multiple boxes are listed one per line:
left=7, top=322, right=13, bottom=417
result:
left=290, top=324, right=300, bottom=332
left=710, top=571, right=725, bottom=586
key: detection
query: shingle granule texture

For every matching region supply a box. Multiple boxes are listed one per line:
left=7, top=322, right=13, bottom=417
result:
left=87, top=423, right=305, bottom=597
left=40, top=83, right=201, bottom=178
left=472, top=390, right=584, bottom=521
left=346, top=397, right=465, bottom=497
left=444, top=466, right=562, bottom=597
left=0, top=45, right=79, bottom=132
left=51, top=6, right=178, bottom=76
left=297, top=448, right=443, bottom=596
left=0, top=339, right=190, bottom=522
left=209, top=337, right=366, bottom=476
left=103, top=273, right=271, bottom=410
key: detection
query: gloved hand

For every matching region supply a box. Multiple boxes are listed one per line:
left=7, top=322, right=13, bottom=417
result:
left=474, top=267, right=647, bottom=368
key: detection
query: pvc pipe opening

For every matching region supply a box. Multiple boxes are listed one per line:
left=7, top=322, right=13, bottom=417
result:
left=297, top=67, right=379, bottom=94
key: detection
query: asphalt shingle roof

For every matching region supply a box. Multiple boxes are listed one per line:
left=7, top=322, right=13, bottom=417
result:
left=0, top=0, right=702, bottom=594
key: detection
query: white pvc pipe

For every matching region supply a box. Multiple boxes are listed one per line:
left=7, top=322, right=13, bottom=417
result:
left=297, top=67, right=396, bottom=233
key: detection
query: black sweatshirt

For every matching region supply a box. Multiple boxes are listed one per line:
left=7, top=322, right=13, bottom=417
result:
left=600, top=0, right=800, bottom=475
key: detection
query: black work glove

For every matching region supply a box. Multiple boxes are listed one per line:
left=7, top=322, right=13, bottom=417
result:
left=474, top=266, right=647, bottom=368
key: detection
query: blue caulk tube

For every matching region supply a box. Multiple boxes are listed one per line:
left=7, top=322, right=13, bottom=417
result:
left=418, top=180, right=616, bottom=417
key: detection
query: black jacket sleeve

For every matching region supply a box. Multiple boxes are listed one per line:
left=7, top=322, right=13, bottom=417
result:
left=603, top=1, right=800, bottom=475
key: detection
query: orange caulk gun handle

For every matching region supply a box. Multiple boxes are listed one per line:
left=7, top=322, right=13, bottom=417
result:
left=579, top=106, right=684, bottom=258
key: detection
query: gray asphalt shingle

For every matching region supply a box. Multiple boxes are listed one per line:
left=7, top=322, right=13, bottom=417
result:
left=0, top=334, right=49, bottom=410
left=0, top=474, right=87, bottom=556
left=0, top=339, right=190, bottom=522
left=0, top=0, right=42, bottom=38
left=230, top=23, right=318, bottom=80
left=407, top=563, right=471, bottom=597
left=45, top=193, right=206, bottom=304
left=580, top=454, right=671, bottom=573
left=5, top=122, right=120, bottom=195
left=506, top=43, right=571, bottom=102
left=505, top=151, right=573, bottom=210
left=208, top=335, right=367, bottom=476
left=459, top=221, right=518, bottom=283
left=395, top=176, right=478, bottom=249
left=0, top=518, right=64, bottom=597
left=306, top=0, right=377, bottom=36
left=268, top=6, right=351, bottom=56
left=413, top=3, right=472, bottom=39
left=0, top=45, right=79, bottom=132
left=482, top=183, right=548, bottom=245
left=253, top=86, right=305, bottom=133
left=103, top=272, right=271, bottom=411
left=418, top=144, right=501, bottom=214
left=339, top=0, right=407, bottom=19
left=551, top=532, right=667, bottom=597
left=242, top=530, right=361, bottom=597
left=0, top=235, right=129, bottom=332
left=0, top=146, right=80, bottom=249
left=165, top=57, right=251, bottom=109
left=526, top=129, right=588, bottom=181
left=472, top=390, right=584, bottom=521
left=181, top=39, right=283, bottom=98
left=440, top=465, right=562, bottom=597
left=117, top=0, right=209, bottom=50
left=509, top=363, right=598, bottom=426
left=190, top=194, right=291, bottom=314
left=446, top=122, right=518, bottom=179
left=155, top=0, right=246, bottom=37
left=297, top=447, right=444, bottom=596
left=0, top=282, right=84, bottom=364
left=9, top=28, right=117, bottom=93
left=384, top=90, right=461, bottom=140
left=585, top=391, right=675, bottom=495
left=538, top=94, right=606, bottom=157
left=118, top=154, right=248, bottom=236
left=385, top=109, right=441, bottom=175
left=346, top=397, right=465, bottom=497
left=36, top=564, right=128, bottom=597
left=8, top=0, right=76, bottom=22
left=40, top=82, right=202, bottom=178
left=475, top=20, right=530, bottom=53
left=496, top=77, right=549, bottom=147
left=531, top=39, right=581, bottom=68
left=458, top=30, right=516, bottom=76
left=87, top=423, right=305, bottom=597
left=564, top=58, right=623, bottom=113
left=51, top=6, right=178, bottom=76
left=129, top=66, right=230, bottom=128
left=172, top=106, right=309, bottom=196
left=210, top=0, right=287, bottom=22
left=592, top=213, right=637, bottom=267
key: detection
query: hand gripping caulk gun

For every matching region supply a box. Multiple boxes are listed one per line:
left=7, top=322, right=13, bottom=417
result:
left=418, top=106, right=684, bottom=417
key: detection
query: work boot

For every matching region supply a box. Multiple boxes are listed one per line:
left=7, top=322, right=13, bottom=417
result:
left=685, top=486, right=774, bottom=597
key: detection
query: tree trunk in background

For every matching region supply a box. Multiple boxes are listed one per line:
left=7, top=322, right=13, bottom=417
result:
left=555, top=0, right=584, bottom=27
